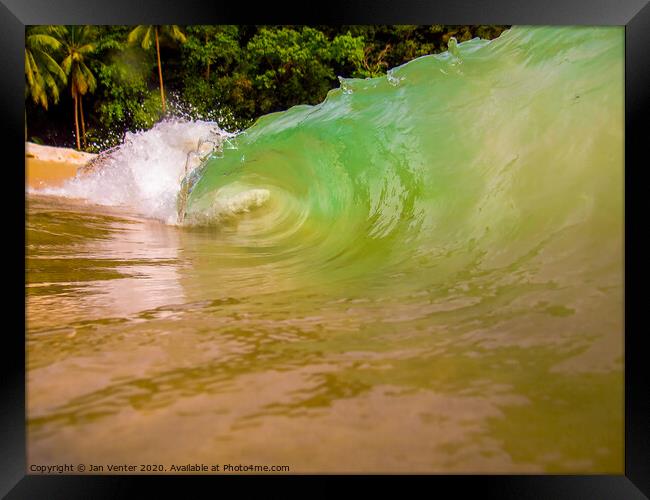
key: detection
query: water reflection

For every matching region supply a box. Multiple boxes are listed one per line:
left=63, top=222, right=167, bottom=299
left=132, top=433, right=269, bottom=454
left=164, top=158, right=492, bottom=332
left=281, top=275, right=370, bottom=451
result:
left=27, top=196, right=185, bottom=330
left=27, top=195, right=622, bottom=473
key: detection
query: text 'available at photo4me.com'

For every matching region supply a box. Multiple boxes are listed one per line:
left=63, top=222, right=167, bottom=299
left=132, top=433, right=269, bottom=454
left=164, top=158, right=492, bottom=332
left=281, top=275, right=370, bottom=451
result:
left=29, top=463, right=292, bottom=473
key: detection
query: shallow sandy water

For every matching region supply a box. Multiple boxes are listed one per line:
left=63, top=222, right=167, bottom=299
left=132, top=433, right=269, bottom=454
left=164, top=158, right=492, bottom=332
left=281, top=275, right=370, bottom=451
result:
left=26, top=194, right=622, bottom=473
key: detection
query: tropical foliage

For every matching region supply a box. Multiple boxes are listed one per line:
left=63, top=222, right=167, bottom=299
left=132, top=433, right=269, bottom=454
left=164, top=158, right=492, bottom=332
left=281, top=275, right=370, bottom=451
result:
left=25, top=25, right=509, bottom=151
left=128, top=25, right=187, bottom=113
left=24, top=26, right=67, bottom=139
left=58, top=25, right=98, bottom=150
left=25, top=27, right=67, bottom=110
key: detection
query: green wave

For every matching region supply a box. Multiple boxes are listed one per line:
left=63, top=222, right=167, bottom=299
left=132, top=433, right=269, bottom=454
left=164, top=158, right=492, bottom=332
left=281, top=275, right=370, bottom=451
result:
left=184, top=26, right=623, bottom=293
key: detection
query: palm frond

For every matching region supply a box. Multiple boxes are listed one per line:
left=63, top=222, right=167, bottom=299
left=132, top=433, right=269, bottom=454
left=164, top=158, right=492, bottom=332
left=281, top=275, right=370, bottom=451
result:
left=61, top=54, right=72, bottom=74
left=164, top=25, right=187, bottom=44
left=39, top=52, right=67, bottom=84
left=79, top=25, right=98, bottom=42
left=27, top=51, right=43, bottom=88
left=128, top=25, right=154, bottom=50
left=44, top=25, right=68, bottom=38
left=24, top=49, right=35, bottom=87
left=80, top=63, right=97, bottom=93
left=77, top=43, right=97, bottom=55
left=42, top=71, right=61, bottom=104
left=26, top=34, right=62, bottom=51
left=141, top=26, right=153, bottom=50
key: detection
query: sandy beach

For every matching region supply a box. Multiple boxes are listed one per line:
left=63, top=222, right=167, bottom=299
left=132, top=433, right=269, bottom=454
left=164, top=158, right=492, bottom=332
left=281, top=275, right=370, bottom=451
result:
left=26, top=142, right=96, bottom=189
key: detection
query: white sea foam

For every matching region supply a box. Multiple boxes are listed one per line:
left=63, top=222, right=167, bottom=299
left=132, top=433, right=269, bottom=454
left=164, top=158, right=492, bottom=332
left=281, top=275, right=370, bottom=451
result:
left=183, top=185, right=271, bottom=226
left=217, top=188, right=270, bottom=215
left=33, top=119, right=234, bottom=224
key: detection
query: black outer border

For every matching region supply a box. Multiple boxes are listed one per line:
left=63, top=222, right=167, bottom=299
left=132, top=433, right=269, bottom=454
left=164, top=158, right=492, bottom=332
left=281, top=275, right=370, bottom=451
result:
left=3, top=0, right=648, bottom=497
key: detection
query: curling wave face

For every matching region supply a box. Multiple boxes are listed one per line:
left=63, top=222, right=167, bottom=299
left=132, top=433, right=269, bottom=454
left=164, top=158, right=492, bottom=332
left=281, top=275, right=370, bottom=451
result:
left=183, top=26, right=623, bottom=296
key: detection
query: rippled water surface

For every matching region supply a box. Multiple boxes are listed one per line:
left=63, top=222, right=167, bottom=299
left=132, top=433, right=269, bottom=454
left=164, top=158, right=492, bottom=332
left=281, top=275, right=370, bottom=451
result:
left=27, top=26, right=623, bottom=473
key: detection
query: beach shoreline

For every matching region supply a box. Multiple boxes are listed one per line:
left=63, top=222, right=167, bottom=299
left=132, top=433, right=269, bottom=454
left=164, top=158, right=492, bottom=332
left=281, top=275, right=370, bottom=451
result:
left=26, top=142, right=97, bottom=190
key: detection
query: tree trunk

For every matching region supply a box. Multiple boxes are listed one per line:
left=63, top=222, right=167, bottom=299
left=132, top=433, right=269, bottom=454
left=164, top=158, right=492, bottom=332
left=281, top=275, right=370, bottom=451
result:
left=205, top=33, right=210, bottom=80
left=79, top=95, right=87, bottom=149
left=155, top=27, right=166, bottom=113
left=73, top=92, right=81, bottom=151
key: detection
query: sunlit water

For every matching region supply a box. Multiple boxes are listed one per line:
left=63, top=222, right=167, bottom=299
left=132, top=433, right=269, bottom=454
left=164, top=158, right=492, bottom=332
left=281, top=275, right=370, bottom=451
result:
left=27, top=26, right=623, bottom=473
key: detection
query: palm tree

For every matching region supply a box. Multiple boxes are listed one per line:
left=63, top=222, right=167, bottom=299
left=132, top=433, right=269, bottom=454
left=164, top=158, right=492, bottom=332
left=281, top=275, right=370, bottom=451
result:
left=58, top=26, right=98, bottom=150
left=128, top=25, right=187, bottom=113
left=24, top=26, right=67, bottom=140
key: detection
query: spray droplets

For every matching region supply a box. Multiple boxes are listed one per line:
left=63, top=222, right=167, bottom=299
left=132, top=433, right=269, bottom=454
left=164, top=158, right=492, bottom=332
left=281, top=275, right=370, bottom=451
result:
left=386, top=70, right=405, bottom=87
left=447, top=37, right=460, bottom=58
left=33, top=119, right=233, bottom=225
left=338, top=76, right=354, bottom=95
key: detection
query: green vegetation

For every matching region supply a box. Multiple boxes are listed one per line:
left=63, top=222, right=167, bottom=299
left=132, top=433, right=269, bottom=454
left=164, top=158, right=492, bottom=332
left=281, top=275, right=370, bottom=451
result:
left=24, top=26, right=67, bottom=139
left=58, top=26, right=99, bottom=150
left=25, top=25, right=509, bottom=151
left=127, top=25, right=187, bottom=113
